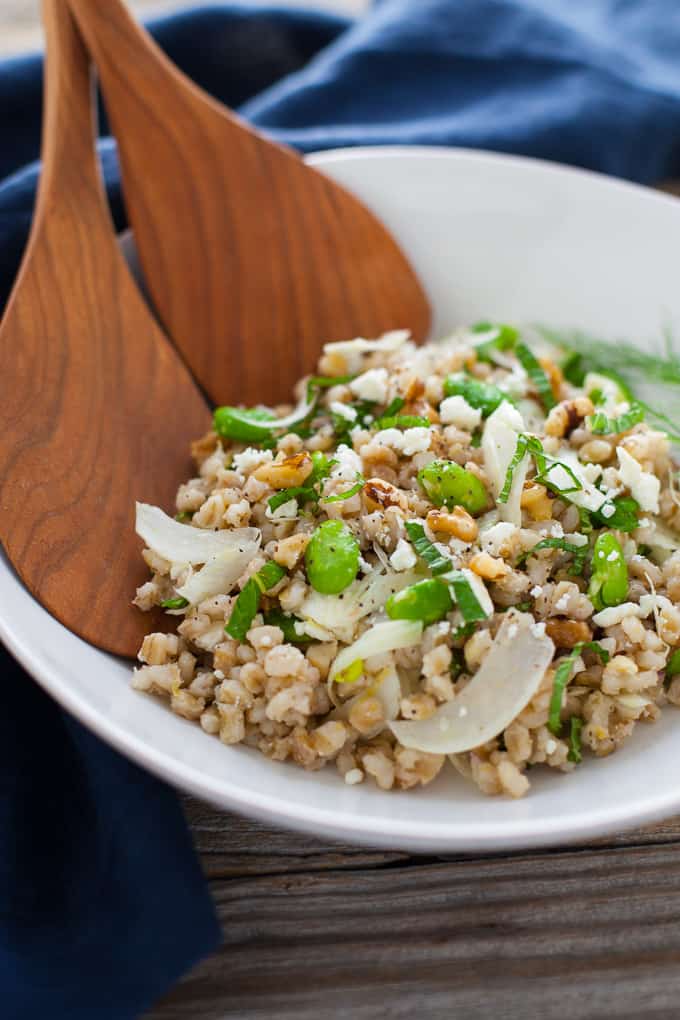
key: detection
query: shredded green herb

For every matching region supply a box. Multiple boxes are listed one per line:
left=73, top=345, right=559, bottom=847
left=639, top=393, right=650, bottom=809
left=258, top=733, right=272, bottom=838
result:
left=376, top=414, right=431, bottom=430
left=404, top=521, right=451, bottom=575
left=567, top=717, right=583, bottom=763
left=588, top=402, right=645, bottom=435
left=450, top=649, right=465, bottom=680
left=443, top=571, right=487, bottom=623
left=307, top=373, right=355, bottom=391
left=500, top=434, right=583, bottom=504
left=267, top=452, right=337, bottom=513
left=226, top=561, right=287, bottom=640
left=515, top=341, right=556, bottom=410
left=380, top=396, right=406, bottom=418
left=516, top=537, right=589, bottom=575
left=322, top=475, right=365, bottom=503
left=263, top=609, right=313, bottom=645
left=548, top=642, right=610, bottom=735
left=443, top=373, right=507, bottom=418
left=666, top=648, right=680, bottom=682
left=591, top=495, right=640, bottom=533
left=471, top=322, right=519, bottom=362
left=160, top=596, right=189, bottom=610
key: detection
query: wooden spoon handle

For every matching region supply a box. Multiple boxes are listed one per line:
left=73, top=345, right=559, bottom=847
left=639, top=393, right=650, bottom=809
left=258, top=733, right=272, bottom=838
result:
left=39, top=0, right=104, bottom=221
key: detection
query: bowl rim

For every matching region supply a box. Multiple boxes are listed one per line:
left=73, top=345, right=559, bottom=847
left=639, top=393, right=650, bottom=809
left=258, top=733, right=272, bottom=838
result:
left=4, top=144, right=680, bottom=852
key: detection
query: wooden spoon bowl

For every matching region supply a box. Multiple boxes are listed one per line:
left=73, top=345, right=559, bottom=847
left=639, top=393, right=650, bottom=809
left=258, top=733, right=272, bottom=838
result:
left=66, top=0, right=432, bottom=407
left=0, top=0, right=210, bottom=657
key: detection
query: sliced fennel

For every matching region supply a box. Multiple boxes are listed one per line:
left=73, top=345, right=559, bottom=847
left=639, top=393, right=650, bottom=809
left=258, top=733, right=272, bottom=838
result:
left=298, top=567, right=423, bottom=643
left=482, top=401, right=527, bottom=526
left=136, top=503, right=260, bottom=565
left=389, top=611, right=554, bottom=754
left=328, top=619, right=423, bottom=685
left=176, top=542, right=259, bottom=605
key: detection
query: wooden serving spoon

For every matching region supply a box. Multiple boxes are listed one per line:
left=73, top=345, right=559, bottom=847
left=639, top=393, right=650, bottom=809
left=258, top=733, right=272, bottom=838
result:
left=0, top=0, right=210, bottom=658
left=65, top=0, right=431, bottom=408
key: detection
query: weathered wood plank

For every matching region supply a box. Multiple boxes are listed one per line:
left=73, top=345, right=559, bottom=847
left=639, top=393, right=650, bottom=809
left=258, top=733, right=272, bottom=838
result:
left=149, top=807, right=680, bottom=1020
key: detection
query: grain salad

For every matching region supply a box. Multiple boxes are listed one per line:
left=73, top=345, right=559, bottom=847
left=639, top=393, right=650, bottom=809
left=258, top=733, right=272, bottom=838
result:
left=132, top=324, right=680, bottom=798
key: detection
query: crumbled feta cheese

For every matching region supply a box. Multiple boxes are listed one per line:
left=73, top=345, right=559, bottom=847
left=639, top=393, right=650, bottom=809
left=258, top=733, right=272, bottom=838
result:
left=332, top=443, right=363, bottom=482
left=569, top=533, right=589, bottom=547
left=530, top=585, right=543, bottom=598
left=606, top=550, right=619, bottom=562
left=214, top=669, right=225, bottom=680
left=591, top=602, right=644, bottom=627
left=545, top=738, right=557, bottom=755
left=358, top=556, right=374, bottom=574
left=265, top=498, right=298, bottom=520
left=349, top=367, right=389, bottom=403
left=330, top=401, right=357, bottom=422
left=232, top=447, right=273, bottom=474
left=390, top=539, right=417, bottom=572
left=374, top=426, right=432, bottom=457
left=439, top=395, right=482, bottom=430
left=554, top=594, right=569, bottom=612
left=600, top=501, right=617, bottom=519
left=344, top=768, right=364, bottom=786
left=531, top=621, right=547, bottom=638
left=617, top=447, right=660, bottom=513
left=480, top=522, right=517, bottom=556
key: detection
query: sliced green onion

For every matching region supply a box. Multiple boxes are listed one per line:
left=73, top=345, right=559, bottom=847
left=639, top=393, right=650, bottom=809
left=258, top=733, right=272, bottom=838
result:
left=160, top=596, right=189, bottom=610
left=567, top=717, right=583, bottom=763
left=515, top=341, right=556, bottom=410
left=226, top=561, right=287, bottom=640
left=517, top=537, right=589, bottom=575
left=404, top=521, right=451, bottom=575
left=548, top=641, right=609, bottom=735
left=588, top=402, right=645, bottom=435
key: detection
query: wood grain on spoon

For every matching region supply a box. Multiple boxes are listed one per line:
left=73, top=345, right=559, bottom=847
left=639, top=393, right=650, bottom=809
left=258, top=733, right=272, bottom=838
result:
left=0, top=0, right=210, bottom=657
left=66, top=0, right=431, bottom=407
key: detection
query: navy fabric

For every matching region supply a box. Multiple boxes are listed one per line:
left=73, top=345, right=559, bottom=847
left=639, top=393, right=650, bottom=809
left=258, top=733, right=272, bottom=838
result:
left=1, top=1, right=680, bottom=1016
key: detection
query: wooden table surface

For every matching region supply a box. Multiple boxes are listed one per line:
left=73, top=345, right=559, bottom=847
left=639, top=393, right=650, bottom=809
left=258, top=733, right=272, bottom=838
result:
left=147, top=797, right=680, bottom=1019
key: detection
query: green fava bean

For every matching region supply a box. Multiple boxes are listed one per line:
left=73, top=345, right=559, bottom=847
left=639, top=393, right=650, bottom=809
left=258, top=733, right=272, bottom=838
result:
left=443, top=373, right=507, bottom=418
left=305, top=519, right=359, bottom=595
left=418, top=459, right=488, bottom=514
left=386, top=578, right=453, bottom=626
left=588, top=532, right=628, bottom=610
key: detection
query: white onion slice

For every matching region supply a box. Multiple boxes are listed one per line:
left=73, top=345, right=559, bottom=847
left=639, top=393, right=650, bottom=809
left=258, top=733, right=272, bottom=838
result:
left=329, top=619, right=423, bottom=684
left=389, top=611, right=554, bottom=754
left=136, top=503, right=260, bottom=565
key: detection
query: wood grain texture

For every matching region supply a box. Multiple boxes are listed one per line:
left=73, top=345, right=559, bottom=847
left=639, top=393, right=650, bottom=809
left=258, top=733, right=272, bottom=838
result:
left=65, top=0, right=431, bottom=408
left=0, top=0, right=210, bottom=657
left=146, top=800, right=680, bottom=1020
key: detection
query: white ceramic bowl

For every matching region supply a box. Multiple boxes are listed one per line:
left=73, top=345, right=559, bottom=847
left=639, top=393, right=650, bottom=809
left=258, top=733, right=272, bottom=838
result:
left=3, top=147, right=680, bottom=851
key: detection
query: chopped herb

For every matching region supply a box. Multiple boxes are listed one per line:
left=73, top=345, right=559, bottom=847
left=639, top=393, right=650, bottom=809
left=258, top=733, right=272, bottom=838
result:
left=263, top=609, right=313, bottom=645
left=376, top=414, right=431, bottom=430
left=381, top=396, right=406, bottom=418
left=226, top=561, right=287, bottom=640
left=267, top=452, right=337, bottom=513
left=591, top=495, right=639, bottom=533
left=516, top=537, right=589, bottom=575
left=548, top=641, right=609, bottom=735
left=500, top=434, right=583, bottom=504
left=578, top=506, right=593, bottom=534
left=443, top=570, right=487, bottom=623
left=499, top=434, right=533, bottom=503
left=214, top=406, right=278, bottom=442
left=443, top=373, right=507, bottom=418
left=331, top=399, right=376, bottom=442
left=515, top=341, right=556, bottom=410
left=470, top=431, right=482, bottom=448
left=588, top=402, right=645, bottom=435
left=471, top=322, right=519, bottom=362
left=666, top=648, right=680, bottom=681
left=307, top=373, right=355, bottom=390
left=160, top=596, right=189, bottom=610
left=322, top=475, right=365, bottom=503
left=452, top=621, right=476, bottom=642
left=404, top=521, right=451, bottom=575
left=450, top=649, right=465, bottom=680
left=567, top=717, right=583, bottom=763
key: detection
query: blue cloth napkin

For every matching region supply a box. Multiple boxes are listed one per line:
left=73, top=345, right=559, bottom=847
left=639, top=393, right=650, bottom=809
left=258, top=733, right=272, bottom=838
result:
left=2, top=1, right=680, bottom=1016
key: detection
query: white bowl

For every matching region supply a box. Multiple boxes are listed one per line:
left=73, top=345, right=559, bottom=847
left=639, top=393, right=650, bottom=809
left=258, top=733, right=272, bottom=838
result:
left=3, top=147, right=680, bottom=851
